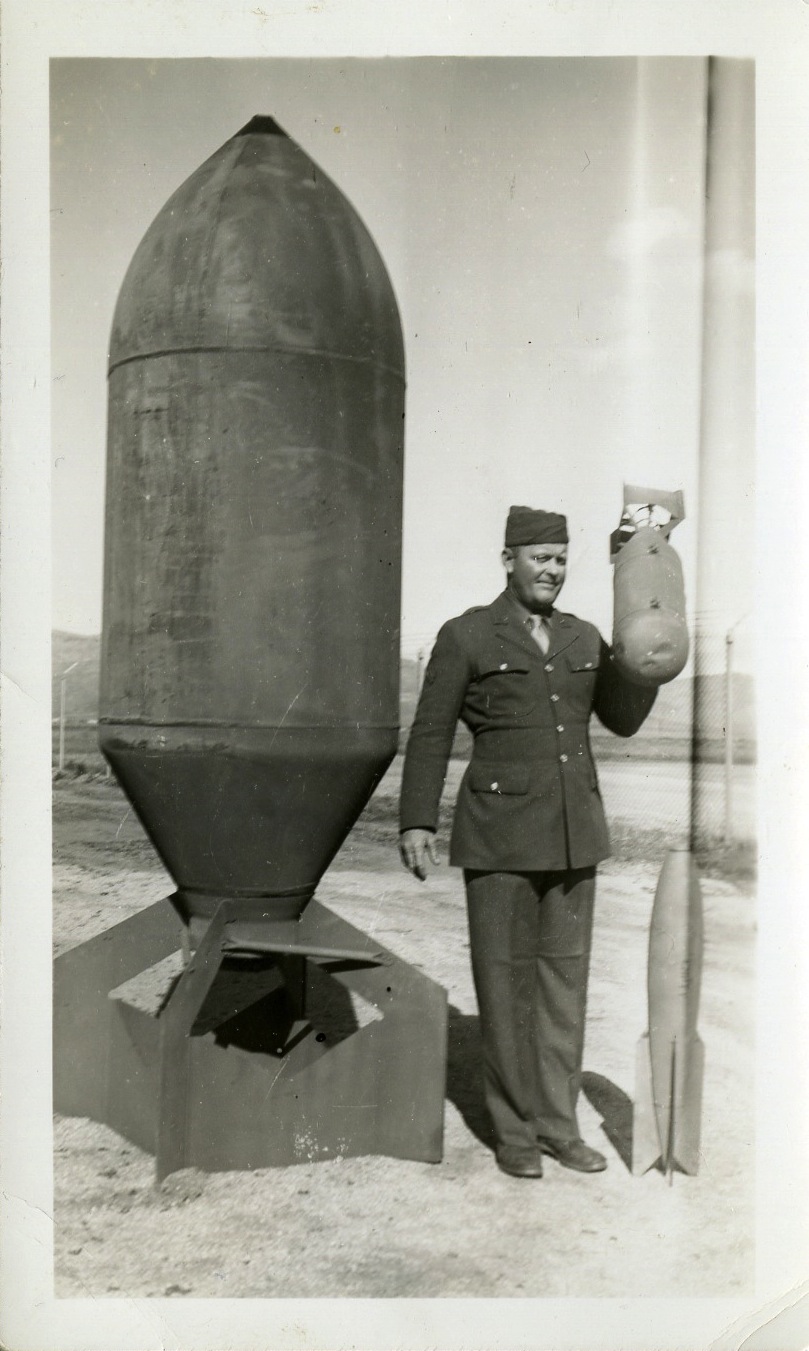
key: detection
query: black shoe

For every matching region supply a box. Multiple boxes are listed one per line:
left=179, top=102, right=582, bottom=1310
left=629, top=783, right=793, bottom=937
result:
left=537, top=1137, right=607, bottom=1173
left=495, top=1144, right=545, bottom=1179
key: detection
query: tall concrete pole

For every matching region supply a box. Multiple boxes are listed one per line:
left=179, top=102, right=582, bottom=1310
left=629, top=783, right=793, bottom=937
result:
left=692, top=59, right=755, bottom=849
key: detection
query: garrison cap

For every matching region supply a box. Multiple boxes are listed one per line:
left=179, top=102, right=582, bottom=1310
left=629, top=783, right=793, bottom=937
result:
left=505, top=506, right=569, bottom=547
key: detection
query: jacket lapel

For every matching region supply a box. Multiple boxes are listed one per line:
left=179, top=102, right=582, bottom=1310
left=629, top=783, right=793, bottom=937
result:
left=487, top=592, right=587, bottom=664
left=487, top=591, right=548, bottom=665
left=547, top=612, right=582, bottom=660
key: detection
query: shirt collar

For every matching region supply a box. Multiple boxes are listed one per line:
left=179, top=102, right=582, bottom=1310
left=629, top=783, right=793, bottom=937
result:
left=503, top=587, right=554, bottom=626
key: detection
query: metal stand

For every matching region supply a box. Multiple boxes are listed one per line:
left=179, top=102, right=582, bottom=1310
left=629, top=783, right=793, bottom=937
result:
left=54, top=897, right=448, bottom=1181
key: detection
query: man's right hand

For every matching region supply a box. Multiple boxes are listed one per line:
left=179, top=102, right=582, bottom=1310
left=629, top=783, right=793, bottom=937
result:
left=399, top=828, right=441, bottom=881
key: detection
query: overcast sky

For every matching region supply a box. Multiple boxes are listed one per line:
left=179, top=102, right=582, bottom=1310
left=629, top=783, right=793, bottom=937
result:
left=50, top=56, right=753, bottom=667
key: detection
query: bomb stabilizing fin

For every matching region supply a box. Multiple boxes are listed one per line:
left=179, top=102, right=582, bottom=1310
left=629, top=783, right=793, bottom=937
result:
left=632, top=848, right=705, bottom=1181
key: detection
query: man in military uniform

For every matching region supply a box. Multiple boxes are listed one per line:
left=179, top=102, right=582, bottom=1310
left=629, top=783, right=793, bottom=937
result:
left=399, top=506, right=657, bottom=1179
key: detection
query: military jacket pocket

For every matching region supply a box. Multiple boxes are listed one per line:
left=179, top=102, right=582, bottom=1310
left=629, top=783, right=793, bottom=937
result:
left=565, top=643, right=600, bottom=674
left=468, top=764, right=530, bottom=795
left=470, top=654, right=535, bottom=720
left=558, top=639, right=598, bottom=717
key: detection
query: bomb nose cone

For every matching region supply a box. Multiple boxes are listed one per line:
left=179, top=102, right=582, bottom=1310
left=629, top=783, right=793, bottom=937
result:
left=235, top=114, right=289, bottom=138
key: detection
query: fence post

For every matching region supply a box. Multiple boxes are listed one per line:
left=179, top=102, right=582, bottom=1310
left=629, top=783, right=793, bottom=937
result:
left=59, top=677, right=67, bottom=772
left=724, top=629, right=734, bottom=843
left=58, top=661, right=78, bottom=772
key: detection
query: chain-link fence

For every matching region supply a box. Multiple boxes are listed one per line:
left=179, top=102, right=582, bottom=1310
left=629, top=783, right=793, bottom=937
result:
left=591, top=617, right=755, bottom=860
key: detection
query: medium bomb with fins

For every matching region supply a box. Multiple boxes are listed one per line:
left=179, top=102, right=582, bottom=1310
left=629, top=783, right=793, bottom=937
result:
left=632, top=847, right=705, bottom=1180
left=610, top=484, right=689, bottom=687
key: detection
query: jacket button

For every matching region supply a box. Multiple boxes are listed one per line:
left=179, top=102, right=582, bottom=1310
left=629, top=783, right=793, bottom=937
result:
left=490, top=781, right=499, bottom=790
left=550, top=693, right=559, bottom=702
left=559, top=754, right=568, bottom=763
left=585, top=661, right=593, bottom=669
left=499, top=662, right=508, bottom=670
left=557, top=724, right=565, bottom=732
left=545, top=663, right=554, bottom=673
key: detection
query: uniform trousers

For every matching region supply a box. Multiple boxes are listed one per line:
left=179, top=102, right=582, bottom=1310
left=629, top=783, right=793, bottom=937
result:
left=464, top=867, right=596, bottom=1149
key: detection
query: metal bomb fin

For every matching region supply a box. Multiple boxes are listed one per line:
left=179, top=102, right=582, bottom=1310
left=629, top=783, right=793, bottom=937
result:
left=631, top=1032, right=663, bottom=1175
left=632, top=849, right=705, bottom=1178
left=610, top=483, right=686, bottom=559
left=632, top=1031, right=705, bottom=1178
left=674, top=1032, right=705, bottom=1175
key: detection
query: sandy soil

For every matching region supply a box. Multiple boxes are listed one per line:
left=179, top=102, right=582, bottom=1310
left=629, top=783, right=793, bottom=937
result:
left=52, top=767, right=755, bottom=1299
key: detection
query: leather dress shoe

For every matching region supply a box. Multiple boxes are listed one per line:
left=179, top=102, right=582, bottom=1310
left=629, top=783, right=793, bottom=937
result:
left=495, top=1144, right=545, bottom=1179
left=537, top=1137, right=607, bottom=1173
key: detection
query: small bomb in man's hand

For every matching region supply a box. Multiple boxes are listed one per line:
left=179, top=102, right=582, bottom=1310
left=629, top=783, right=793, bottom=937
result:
left=610, top=484, right=690, bottom=688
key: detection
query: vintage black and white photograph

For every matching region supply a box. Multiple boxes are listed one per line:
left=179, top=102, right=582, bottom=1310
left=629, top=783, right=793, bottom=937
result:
left=48, top=52, right=756, bottom=1297
left=2, top=4, right=809, bottom=1350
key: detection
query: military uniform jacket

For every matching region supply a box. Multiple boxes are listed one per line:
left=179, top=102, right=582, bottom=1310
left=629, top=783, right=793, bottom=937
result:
left=400, top=590, right=657, bottom=872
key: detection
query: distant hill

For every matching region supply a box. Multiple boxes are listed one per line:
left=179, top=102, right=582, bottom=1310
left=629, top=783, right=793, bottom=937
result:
left=52, top=633, right=755, bottom=753
left=54, top=638, right=429, bottom=726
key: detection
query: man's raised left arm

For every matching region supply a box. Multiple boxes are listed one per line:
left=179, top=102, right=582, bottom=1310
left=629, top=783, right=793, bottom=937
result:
left=592, top=638, right=659, bottom=738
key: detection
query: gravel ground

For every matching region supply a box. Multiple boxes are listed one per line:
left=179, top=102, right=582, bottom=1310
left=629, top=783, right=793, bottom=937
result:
left=52, top=769, right=755, bottom=1299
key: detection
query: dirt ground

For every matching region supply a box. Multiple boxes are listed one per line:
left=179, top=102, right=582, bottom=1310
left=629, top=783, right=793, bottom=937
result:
left=52, top=762, right=756, bottom=1300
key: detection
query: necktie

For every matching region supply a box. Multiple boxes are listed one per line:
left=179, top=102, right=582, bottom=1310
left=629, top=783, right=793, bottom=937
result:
left=530, top=615, right=550, bottom=655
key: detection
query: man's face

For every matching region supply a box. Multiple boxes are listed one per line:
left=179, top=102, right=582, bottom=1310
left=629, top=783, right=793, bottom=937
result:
left=503, top=543, right=568, bottom=612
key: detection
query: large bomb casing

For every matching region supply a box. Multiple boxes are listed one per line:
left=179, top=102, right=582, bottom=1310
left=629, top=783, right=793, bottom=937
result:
left=61, top=123, right=447, bottom=1180
left=611, top=486, right=689, bottom=688
left=99, top=117, right=405, bottom=933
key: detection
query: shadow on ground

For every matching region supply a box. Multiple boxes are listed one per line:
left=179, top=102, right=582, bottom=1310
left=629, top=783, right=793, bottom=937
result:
left=582, top=1070, right=634, bottom=1170
left=445, top=1017, right=637, bottom=1172
left=445, top=1006, right=495, bottom=1150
